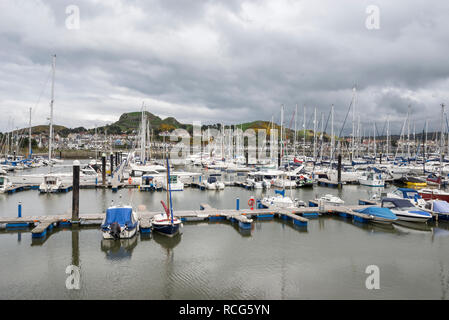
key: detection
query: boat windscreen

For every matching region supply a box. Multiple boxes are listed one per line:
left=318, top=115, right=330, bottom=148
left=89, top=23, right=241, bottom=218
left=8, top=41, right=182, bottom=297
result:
left=383, top=198, right=413, bottom=208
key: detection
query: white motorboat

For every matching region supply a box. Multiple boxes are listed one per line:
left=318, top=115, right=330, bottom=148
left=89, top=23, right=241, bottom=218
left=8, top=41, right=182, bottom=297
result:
left=201, top=174, right=225, bottom=190
left=381, top=198, right=432, bottom=223
left=358, top=172, right=385, bottom=187
left=316, top=194, right=345, bottom=206
left=162, top=174, right=184, bottom=191
left=39, top=174, right=65, bottom=193
left=101, top=205, right=139, bottom=239
left=0, top=174, right=12, bottom=193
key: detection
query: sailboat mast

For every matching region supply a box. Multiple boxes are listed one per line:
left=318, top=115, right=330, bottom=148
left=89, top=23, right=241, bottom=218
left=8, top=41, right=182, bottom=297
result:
left=28, top=107, right=32, bottom=158
left=407, top=105, right=411, bottom=159
left=49, top=54, right=56, bottom=165
left=280, top=105, right=284, bottom=165
left=313, top=107, right=316, bottom=162
left=303, top=105, right=306, bottom=159
left=351, top=86, right=356, bottom=157
left=386, top=117, right=390, bottom=159
left=320, top=112, right=324, bottom=162
left=440, top=104, right=445, bottom=179
left=294, top=104, right=297, bottom=157
left=331, top=104, right=334, bottom=163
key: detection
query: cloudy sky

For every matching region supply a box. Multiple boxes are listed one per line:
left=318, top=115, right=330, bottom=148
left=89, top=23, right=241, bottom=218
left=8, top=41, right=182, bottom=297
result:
left=1, top=0, right=448, bottom=135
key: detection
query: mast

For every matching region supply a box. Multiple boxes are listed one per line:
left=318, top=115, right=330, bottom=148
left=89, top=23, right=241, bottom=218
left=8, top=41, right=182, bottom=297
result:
left=331, top=104, right=334, bottom=163
left=49, top=54, right=56, bottom=166
left=373, top=122, right=376, bottom=160
left=351, top=86, right=357, bottom=157
left=280, top=105, right=284, bottom=165
left=294, top=104, right=297, bottom=157
left=440, top=103, right=445, bottom=180
left=320, top=112, right=324, bottom=162
left=386, top=116, right=390, bottom=160
left=407, top=105, right=410, bottom=159
left=313, top=107, right=317, bottom=162
left=425, top=119, right=428, bottom=158
left=140, top=103, right=146, bottom=162
left=303, top=105, right=306, bottom=159
left=28, top=107, right=32, bottom=158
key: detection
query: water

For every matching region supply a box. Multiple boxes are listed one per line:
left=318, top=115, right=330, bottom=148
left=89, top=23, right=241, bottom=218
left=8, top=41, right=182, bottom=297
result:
left=1, top=179, right=449, bottom=299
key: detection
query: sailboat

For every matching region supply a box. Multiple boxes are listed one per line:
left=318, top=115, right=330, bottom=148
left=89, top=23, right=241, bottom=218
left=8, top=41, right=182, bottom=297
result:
left=151, top=155, right=182, bottom=236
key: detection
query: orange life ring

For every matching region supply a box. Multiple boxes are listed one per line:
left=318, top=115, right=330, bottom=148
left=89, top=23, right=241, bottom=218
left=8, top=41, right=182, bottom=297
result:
left=128, top=177, right=132, bottom=185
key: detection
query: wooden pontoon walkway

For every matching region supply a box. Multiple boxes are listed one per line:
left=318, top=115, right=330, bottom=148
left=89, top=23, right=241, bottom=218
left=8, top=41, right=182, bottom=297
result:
left=0, top=201, right=381, bottom=239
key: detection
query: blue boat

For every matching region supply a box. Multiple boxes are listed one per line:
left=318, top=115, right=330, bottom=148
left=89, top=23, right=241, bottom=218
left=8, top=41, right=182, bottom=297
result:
left=101, top=206, right=139, bottom=239
left=356, top=207, right=397, bottom=224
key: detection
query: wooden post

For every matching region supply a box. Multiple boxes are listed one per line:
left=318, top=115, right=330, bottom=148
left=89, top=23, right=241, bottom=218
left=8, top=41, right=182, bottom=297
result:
left=72, top=160, right=80, bottom=223
left=380, top=153, right=382, bottom=164
left=101, top=153, right=106, bottom=186
left=110, top=152, right=114, bottom=176
left=337, top=154, right=342, bottom=189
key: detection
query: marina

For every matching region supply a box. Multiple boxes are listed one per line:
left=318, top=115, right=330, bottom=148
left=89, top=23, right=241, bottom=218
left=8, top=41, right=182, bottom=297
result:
left=2, top=0, right=449, bottom=304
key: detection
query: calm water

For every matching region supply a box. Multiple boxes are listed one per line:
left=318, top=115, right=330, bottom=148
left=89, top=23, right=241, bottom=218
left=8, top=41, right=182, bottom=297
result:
left=1, top=171, right=449, bottom=299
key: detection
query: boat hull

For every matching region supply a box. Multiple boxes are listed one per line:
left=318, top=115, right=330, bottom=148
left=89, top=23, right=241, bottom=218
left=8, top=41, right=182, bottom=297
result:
left=152, top=223, right=180, bottom=236
left=102, top=227, right=138, bottom=239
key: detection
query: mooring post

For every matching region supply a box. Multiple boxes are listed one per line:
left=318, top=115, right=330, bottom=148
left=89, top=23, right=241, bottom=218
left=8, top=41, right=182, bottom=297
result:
left=18, top=201, right=22, bottom=218
left=110, top=152, right=114, bottom=176
left=115, top=152, right=118, bottom=168
left=349, top=151, right=352, bottom=164
left=72, top=160, right=80, bottom=223
left=380, top=153, right=382, bottom=164
left=13, top=151, right=16, bottom=161
left=278, top=150, right=281, bottom=167
left=337, top=154, right=342, bottom=189
left=236, top=198, right=240, bottom=211
left=101, top=153, right=106, bottom=187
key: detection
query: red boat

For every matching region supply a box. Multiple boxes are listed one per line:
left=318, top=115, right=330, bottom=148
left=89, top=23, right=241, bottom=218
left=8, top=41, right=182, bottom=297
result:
left=418, top=188, right=449, bottom=202
left=426, top=174, right=442, bottom=186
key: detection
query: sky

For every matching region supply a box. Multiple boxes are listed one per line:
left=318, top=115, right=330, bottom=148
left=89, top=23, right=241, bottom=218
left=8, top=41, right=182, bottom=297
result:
left=1, top=0, right=449, bottom=136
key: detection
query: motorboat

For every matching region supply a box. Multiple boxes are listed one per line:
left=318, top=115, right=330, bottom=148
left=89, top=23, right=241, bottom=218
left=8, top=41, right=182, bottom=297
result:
left=0, top=173, right=12, bottom=193
left=39, top=174, right=65, bottom=193
left=201, top=174, right=225, bottom=190
left=101, top=205, right=139, bottom=239
left=397, top=174, right=427, bottom=188
left=260, top=190, right=302, bottom=209
left=316, top=194, right=345, bottom=206
left=381, top=198, right=432, bottom=223
left=386, top=188, right=427, bottom=208
left=358, top=172, right=385, bottom=187
left=162, top=174, right=184, bottom=191
left=426, top=200, right=449, bottom=221
left=418, top=188, right=449, bottom=202
left=355, top=207, right=398, bottom=224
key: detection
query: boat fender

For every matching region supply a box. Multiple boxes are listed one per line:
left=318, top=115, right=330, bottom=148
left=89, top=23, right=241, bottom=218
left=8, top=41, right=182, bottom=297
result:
left=128, top=177, right=132, bottom=185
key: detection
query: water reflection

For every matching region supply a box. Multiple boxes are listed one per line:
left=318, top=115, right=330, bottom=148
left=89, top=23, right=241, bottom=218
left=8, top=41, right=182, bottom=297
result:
left=394, top=221, right=433, bottom=234
left=100, top=236, right=138, bottom=260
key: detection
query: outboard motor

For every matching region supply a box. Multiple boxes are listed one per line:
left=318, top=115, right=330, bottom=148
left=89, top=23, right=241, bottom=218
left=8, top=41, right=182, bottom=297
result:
left=110, top=222, right=121, bottom=240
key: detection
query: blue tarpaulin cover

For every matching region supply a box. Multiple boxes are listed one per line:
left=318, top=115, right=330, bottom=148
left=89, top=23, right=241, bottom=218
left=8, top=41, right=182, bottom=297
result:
left=275, top=189, right=285, bottom=197
left=103, top=207, right=134, bottom=228
left=357, top=207, right=397, bottom=220
left=432, top=200, right=449, bottom=213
